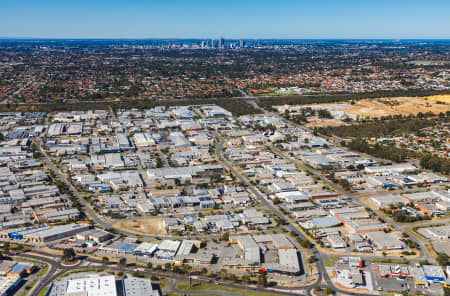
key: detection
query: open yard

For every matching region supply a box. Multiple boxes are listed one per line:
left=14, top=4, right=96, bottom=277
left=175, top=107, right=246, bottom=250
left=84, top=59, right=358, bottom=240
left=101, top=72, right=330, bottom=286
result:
left=113, top=218, right=167, bottom=236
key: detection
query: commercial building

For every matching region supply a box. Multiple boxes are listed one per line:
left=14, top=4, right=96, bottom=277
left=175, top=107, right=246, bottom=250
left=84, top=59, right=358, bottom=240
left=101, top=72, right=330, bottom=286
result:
left=123, top=276, right=160, bottom=296
left=1, top=223, right=90, bottom=243
left=48, top=275, right=117, bottom=296
left=422, top=265, right=446, bottom=284
left=0, top=276, right=22, bottom=296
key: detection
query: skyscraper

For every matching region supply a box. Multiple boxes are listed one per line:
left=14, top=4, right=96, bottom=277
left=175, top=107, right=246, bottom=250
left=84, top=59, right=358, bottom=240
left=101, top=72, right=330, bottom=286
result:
left=219, top=38, right=225, bottom=49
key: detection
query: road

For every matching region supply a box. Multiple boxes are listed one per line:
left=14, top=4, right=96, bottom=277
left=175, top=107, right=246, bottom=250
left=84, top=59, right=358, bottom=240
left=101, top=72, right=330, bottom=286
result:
left=30, top=103, right=438, bottom=295
left=251, top=98, right=436, bottom=263
left=213, top=131, right=385, bottom=296
left=26, top=249, right=308, bottom=296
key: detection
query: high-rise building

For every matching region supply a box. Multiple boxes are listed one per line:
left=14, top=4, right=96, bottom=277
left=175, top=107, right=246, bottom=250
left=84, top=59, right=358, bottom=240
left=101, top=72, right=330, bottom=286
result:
left=210, top=38, right=215, bottom=48
left=219, top=38, right=225, bottom=49
left=239, top=39, right=245, bottom=48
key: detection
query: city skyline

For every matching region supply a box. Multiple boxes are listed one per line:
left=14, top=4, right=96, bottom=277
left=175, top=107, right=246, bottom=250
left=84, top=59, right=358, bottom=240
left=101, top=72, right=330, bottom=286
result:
left=1, top=0, right=450, bottom=39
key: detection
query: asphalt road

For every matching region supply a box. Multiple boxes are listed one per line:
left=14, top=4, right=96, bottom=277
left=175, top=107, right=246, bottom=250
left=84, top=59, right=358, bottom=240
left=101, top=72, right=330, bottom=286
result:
left=31, top=106, right=436, bottom=295
left=213, top=131, right=383, bottom=296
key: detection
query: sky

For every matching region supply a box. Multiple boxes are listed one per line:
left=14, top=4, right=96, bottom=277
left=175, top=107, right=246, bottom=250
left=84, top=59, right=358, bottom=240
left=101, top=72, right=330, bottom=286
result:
left=1, top=0, right=450, bottom=39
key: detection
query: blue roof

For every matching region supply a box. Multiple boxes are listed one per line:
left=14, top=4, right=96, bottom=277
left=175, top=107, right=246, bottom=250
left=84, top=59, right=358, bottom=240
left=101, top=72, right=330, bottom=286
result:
left=109, top=242, right=138, bottom=253
left=9, top=262, right=34, bottom=275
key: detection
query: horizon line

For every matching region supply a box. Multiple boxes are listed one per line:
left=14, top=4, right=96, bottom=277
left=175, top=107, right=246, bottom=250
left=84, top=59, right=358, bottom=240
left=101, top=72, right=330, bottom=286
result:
left=1, top=37, right=450, bottom=41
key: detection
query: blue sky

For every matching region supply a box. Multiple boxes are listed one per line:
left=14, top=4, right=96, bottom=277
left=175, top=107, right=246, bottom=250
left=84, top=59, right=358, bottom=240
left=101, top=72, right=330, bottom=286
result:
left=1, top=0, right=450, bottom=39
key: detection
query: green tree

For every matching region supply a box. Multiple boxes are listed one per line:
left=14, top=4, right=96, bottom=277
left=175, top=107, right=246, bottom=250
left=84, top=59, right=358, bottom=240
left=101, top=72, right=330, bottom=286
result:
left=102, top=256, right=109, bottom=265
left=119, top=257, right=127, bottom=267
left=3, top=242, right=10, bottom=255
left=220, top=232, right=230, bottom=241
left=437, top=253, right=449, bottom=266
left=62, top=248, right=76, bottom=262
left=257, top=270, right=267, bottom=287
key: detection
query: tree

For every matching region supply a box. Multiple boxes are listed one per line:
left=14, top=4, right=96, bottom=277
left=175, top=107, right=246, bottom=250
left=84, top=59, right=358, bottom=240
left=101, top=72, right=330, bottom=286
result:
left=356, top=164, right=365, bottom=170
left=119, top=257, right=127, bottom=267
left=220, top=232, right=230, bottom=241
left=324, top=287, right=333, bottom=294
left=437, top=252, right=449, bottom=266
left=3, top=242, right=10, bottom=255
left=241, top=273, right=251, bottom=285
left=102, top=256, right=109, bottom=265
left=147, top=262, right=153, bottom=269
left=62, top=248, right=76, bottom=262
left=257, top=270, right=267, bottom=287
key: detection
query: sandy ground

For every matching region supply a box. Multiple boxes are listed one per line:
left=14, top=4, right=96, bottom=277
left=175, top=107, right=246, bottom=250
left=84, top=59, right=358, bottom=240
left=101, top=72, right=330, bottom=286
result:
left=113, top=218, right=167, bottom=236
left=426, top=94, right=450, bottom=103
left=279, top=95, right=450, bottom=127
left=347, top=96, right=450, bottom=117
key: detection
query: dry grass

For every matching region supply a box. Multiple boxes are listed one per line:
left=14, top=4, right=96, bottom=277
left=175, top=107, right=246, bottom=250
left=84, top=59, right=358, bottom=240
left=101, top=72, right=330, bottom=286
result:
left=282, top=96, right=450, bottom=127
left=348, top=96, right=450, bottom=118
left=113, top=218, right=167, bottom=236
left=426, top=94, right=450, bottom=104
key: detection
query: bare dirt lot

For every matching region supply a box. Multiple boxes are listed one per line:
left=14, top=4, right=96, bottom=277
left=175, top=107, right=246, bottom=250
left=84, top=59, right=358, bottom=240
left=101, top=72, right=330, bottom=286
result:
left=113, top=218, right=167, bottom=236
left=426, top=94, right=450, bottom=104
left=278, top=95, right=450, bottom=127
left=346, top=96, right=450, bottom=117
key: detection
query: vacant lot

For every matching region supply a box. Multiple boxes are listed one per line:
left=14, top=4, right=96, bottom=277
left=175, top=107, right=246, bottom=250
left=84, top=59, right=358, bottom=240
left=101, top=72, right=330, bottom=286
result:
left=113, top=218, right=166, bottom=236
left=426, top=94, right=450, bottom=104
left=348, top=96, right=450, bottom=117
left=279, top=96, right=450, bottom=126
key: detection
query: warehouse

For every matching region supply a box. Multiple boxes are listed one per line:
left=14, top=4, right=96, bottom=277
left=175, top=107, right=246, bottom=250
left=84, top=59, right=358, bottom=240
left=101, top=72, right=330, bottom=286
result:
left=235, top=236, right=261, bottom=266
left=300, top=216, right=342, bottom=229
left=76, top=228, right=112, bottom=243
left=364, top=164, right=418, bottom=175
left=369, top=195, right=409, bottom=209
left=422, top=265, right=446, bottom=284
left=154, top=240, right=181, bottom=260
left=0, top=276, right=22, bottom=296
left=49, top=275, right=117, bottom=296
left=262, top=249, right=301, bottom=275
left=123, top=276, right=160, bottom=296
left=2, top=223, right=89, bottom=243
left=134, top=242, right=158, bottom=257
left=365, top=231, right=404, bottom=251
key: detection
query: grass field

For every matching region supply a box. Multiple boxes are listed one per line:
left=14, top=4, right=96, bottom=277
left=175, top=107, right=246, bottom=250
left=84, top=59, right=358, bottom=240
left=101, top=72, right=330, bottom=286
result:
left=167, top=293, right=220, bottom=296
left=113, top=218, right=166, bottom=236
left=323, top=257, right=339, bottom=267
left=176, top=281, right=286, bottom=296
left=371, top=258, right=408, bottom=264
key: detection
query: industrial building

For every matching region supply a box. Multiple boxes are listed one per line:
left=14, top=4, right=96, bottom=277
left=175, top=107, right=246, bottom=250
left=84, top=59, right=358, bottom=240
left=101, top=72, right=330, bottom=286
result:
left=0, top=223, right=90, bottom=243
